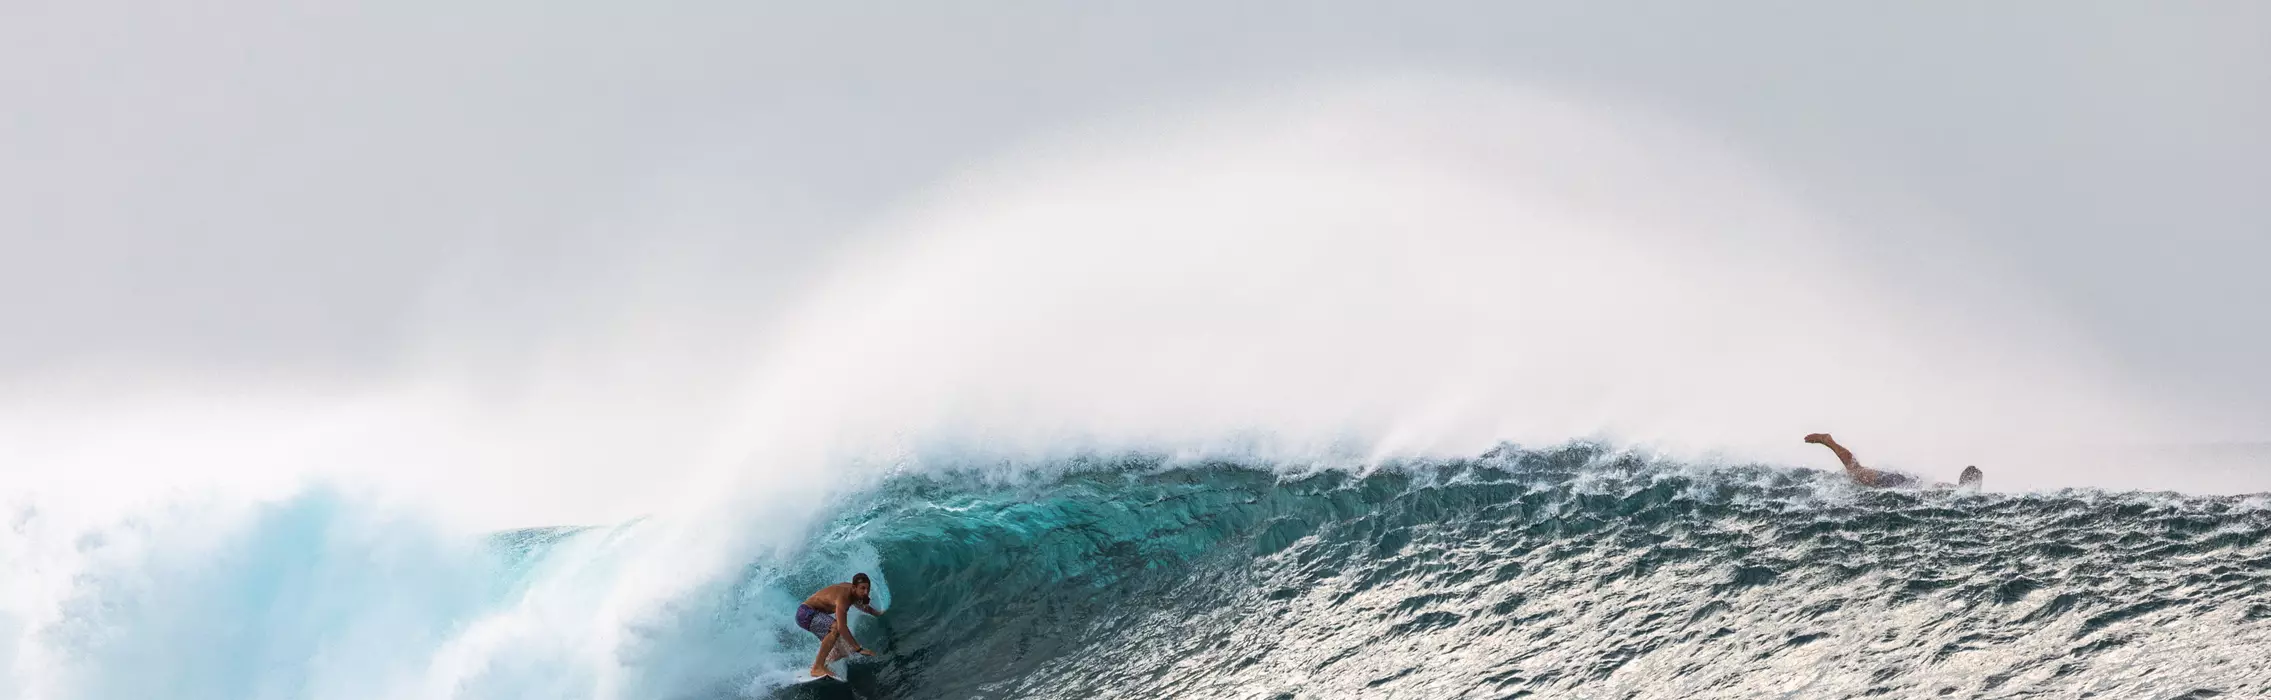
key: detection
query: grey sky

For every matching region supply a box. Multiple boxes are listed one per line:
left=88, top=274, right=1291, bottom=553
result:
left=5, top=1, right=2267, bottom=423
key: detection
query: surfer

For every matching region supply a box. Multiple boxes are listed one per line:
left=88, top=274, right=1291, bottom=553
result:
left=1804, top=433, right=1983, bottom=489
left=797, top=573, right=884, bottom=678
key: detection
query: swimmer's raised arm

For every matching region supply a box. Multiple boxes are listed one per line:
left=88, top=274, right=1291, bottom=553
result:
left=1804, top=433, right=1861, bottom=471
left=1806, top=433, right=1900, bottom=487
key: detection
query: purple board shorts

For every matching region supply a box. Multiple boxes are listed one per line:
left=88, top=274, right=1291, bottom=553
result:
left=796, top=604, right=837, bottom=639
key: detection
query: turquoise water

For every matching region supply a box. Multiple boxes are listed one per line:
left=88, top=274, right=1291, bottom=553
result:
left=9, top=446, right=2269, bottom=699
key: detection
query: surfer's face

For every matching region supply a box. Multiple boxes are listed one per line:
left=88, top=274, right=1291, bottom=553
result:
left=853, top=581, right=871, bottom=599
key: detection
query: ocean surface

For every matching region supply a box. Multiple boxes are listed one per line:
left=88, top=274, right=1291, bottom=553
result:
left=9, top=445, right=2271, bottom=699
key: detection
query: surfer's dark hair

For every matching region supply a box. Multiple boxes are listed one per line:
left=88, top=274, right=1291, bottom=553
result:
left=852, top=573, right=871, bottom=586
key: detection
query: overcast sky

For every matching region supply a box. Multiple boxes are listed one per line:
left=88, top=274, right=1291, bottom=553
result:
left=5, top=1, right=2267, bottom=426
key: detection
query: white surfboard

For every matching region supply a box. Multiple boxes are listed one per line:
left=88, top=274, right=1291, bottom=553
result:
left=798, top=638, right=857, bottom=683
left=798, top=658, right=849, bottom=684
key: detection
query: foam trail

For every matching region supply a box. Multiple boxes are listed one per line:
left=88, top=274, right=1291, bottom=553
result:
left=0, top=488, right=853, bottom=700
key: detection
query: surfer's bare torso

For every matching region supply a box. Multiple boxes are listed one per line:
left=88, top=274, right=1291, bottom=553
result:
left=802, top=583, right=869, bottom=613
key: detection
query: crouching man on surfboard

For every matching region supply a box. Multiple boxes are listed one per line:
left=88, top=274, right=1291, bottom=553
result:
left=1805, top=433, right=1984, bottom=489
left=797, top=573, right=884, bottom=678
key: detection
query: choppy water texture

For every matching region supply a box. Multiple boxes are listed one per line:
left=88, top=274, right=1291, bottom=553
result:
left=786, top=447, right=2271, bottom=699
left=11, top=446, right=2271, bottom=700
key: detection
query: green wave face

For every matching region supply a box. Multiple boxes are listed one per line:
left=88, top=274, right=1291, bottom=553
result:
left=804, top=447, right=2271, bottom=699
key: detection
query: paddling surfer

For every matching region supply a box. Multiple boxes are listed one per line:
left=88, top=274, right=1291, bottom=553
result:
left=1805, top=433, right=1983, bottom=489
left=797, top=573, right=883, bottom=678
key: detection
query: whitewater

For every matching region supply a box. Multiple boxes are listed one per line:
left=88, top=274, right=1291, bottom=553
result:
left=4, top=80, right=2265, bottom=699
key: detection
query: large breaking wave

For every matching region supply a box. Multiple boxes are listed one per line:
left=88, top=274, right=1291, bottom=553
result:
left=11, top=80, right=2266, bottom=700
left=14, top=446, right=2267, bottom=699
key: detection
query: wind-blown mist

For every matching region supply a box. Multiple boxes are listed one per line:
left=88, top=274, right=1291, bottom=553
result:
left=707, top=78, right=2180, bottom=506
